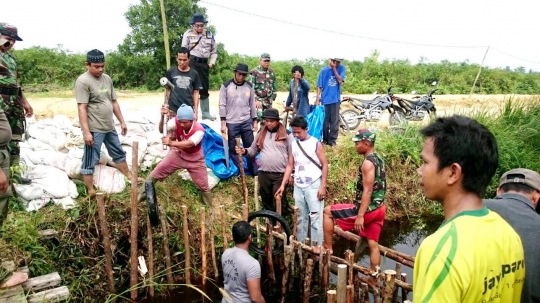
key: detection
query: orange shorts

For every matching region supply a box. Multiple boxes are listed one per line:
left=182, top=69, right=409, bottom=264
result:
left=330, top=204, right=386, bottom=242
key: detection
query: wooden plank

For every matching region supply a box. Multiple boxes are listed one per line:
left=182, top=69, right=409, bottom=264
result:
left=27, top=286, right=69, bottom=303
left=0, top=285, right=26, bottom=303
left=37, top=230, right=58, bottom=240
left=22, top=273, right=61, bottom=292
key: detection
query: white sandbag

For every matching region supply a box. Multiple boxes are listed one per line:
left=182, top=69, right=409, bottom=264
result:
left=27, top=138, right=54, bottom=151
left=69, top=180, right=79, bottom=199
left=146, top=132, right=163, bottom=145
left=29, top=165, right=71, bottom=198
left=53, top=196, right=76, bottom=209
left=146, top=144, right=169, bottom=159
left=23, top=197, right=51, bottom=212
left=19, top=147, right=35, bottom=167
left=27, top=124, right=67, bottom=151
left=93, top=164, right=126, bottom=194
left=26, top=150, right=67, bottom=170
left=14, top=183, right=44, bottom=201
left=123, top=110, right=152, bottom=124
left=72, top=116, right=80, bottom=128
left=65, top=158, right=82, bottom=180
left=67, top=147, right=110, bottom=165
left=123, top=146, right=145, bottom=171
left=179, top=169, right=220, bottom=190
left=137, top=105, right=161, bottom=125
left=53, top=115, right=73, bottom=133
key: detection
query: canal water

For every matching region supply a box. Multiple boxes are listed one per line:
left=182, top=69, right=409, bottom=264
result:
left=141, top=218, right=441, bottom=303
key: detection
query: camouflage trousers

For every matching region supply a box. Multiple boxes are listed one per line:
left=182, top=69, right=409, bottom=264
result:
left=0, top=94, right=25, bottom=157
left=257, top=103, right=273, bottom=121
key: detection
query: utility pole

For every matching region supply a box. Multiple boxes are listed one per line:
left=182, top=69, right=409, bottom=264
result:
left=469, top=46, right=490, bottom=97
left=159, top=0, right=171, bottom=69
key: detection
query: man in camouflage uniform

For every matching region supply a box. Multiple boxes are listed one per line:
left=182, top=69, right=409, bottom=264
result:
left=321, top=129, right=386, bottom=287
left=0, top=23, right=33, bottom=167
left=250, top=53, right=277, bottom=121
left=181, top=13, right=217, bottom=121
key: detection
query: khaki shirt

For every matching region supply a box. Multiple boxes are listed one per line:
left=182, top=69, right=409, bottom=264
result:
left=74, top=72, right=117, bottom=133
left=181, top=28, right=217, bottom=65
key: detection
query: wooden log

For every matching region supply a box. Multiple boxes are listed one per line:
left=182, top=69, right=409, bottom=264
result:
left=323, top=249, right=331, bottom=295
left=382, top=269, right=396, bottom=303
left=297, top=241, right=304, bottom=284
left=146, top=217, right=154, bottom=298
left=345, top=250, right=354, bottom=286
left=288, top=235, right=296, bottom=292
left=37, top=229, right=58, bottom=240
left=129, top=142, right=139, bottom=302
left=254, top=177, right=262, bottom=265
left=337, top=264, right=347, bottom=303
left=242, top=203, right=249, bottom=221
left=219, top=205, right=228, bottom=249
left=401, top=273, right=409, bottom=302
left=327, top=289, right=337, bottom=303
left=96, top=192, right=116, bottom=295
left=334, top=226, right=415, bottom=267
left=346, top=285, right=353, bottom=303
left=353, top=274, right=361, bottom=303
left=200, top=208, right=207, bottom=286
left=159, top=206, right=174, bottom=288
left=236, top=138, right=249, bottom=212
left=265, top=221, right=276, bottom=283
left=303, top=259, right=314, bottom=303
left=292, top=206, right=299, bottom=240
left=181, top=205, right=191, bottom=284
left=275, top=195, right=282, bottom=230
left=210, top=221, right=219, bottom=279
left=280, top=245, right=292, bottom=303
left=22, top=272, right=61, bottom=292
left=27, top=286, right=70, bottom=303
left=394, top=263, right=401, bottom=302
left=360, top=283, right=369, bottom=303
left=0, top=285, right=25, bottom=301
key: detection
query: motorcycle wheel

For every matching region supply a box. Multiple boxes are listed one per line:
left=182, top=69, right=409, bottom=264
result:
left=340, top=109, right=362, bottom=130
left=248, top=209, right=291, bottom=256
left=390, top=107, right=407, bottom=126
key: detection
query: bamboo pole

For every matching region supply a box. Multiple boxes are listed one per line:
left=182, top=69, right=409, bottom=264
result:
left=470, top=46, right=490, bottom=97
left=96, top=193, right=116, bottom=295
left=158, top=0, right=170, bottom=70
left=346, top=285, right=353, bottom=303
left=303, top=259, right=314, bottom=303
left=280, top=244, right=292, bottom=303
left=337, top=264, right=347, bottom=303
left=236, top=138, right=249, bottom=212
left=210, top=223, right=219, bottom=279
left=293, top=206, right=299, bottom=240
left=146, top=217, right=154, bottom=298
left=334, top=226, right=415, bottom=267
left=201, top=208, right=207, bottom=286
left=220, top=205, right=228, bottom=249
left=159, top=206, right=174, bottom=287
left=242, top=203, right=249, bottom=221
left=129, top=142, right=139, bottom=301
left=181, top=205, right=191, bottom=283
left=265, top=221, right=276, bottom=283
left=327, top=290, right=337, bottom=303
left=394, top=263, right=402, bottom=302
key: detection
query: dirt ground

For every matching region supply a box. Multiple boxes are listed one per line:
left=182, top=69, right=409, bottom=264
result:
left=28, top=91, right=535, bottom=127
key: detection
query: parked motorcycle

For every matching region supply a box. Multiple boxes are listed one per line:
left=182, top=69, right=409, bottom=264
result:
left=340, top=85, right=399, bottom=130
left=390, top=83, right=438, bottom=125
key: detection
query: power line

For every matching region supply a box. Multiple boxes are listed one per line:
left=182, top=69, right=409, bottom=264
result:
left=200, top=0, right=487, bottom=49
left=490, top=47, right=540, bottom=66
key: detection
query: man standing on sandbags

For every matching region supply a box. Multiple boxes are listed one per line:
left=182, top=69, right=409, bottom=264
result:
left=75, top=49, right=140, bottom=197
left=0, top=23, right=34, bottom=168
left=138, top=104, right=213, bottom=207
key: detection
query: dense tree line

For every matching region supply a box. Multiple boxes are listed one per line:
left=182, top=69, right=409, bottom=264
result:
left=14, top=0, right=540, bottom=95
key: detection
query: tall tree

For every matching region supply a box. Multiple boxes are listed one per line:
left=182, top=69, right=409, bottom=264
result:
left=119, top=0, right=213, bottom=67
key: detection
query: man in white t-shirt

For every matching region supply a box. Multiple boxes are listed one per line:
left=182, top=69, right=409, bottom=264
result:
left=221, top=221, right=265, bottom=303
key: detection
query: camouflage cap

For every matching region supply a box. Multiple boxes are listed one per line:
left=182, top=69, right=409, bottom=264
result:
left=352, top=129, right=376, bottom=143
left=499, top=168, right=540, bottom=192
left=260, top=53, right=271, bottom=60
left=0, top=23, right=23, bottom=41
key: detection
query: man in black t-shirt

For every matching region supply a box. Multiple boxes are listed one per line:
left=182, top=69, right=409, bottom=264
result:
left=165, top=47, right=203, bottom=118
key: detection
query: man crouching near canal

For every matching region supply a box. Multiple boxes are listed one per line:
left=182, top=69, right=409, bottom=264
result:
left=320, top=129, right=386, bottom=288
left=413, top=116, right=524, bottom=302
left=138, top=104, right=213, bottom=206
left=221, top=221, right=265, bottom=303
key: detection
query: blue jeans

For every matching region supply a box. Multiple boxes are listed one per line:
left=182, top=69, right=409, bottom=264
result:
left=227, top=120, right=258, bottom=176
left=294, top=178, right=324, bottom=246
left=81, top=130, right=126, bottom=175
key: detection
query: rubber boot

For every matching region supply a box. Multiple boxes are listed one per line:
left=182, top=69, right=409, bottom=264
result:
left=201, top=191, right=213, bottom=206
left=138, top=175, right=157, bottom=203
left=200, top=98, right=216, bottom=121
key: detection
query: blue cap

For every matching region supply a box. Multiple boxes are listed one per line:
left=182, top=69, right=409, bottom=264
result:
left=176, top=104, right=194, bottom=121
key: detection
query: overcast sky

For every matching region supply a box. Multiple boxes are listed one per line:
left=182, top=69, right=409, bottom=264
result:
left=4, top=0, right=540, bottom=71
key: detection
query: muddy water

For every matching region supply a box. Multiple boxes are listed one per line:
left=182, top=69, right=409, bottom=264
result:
left=141, top=218, right=441, bottom=303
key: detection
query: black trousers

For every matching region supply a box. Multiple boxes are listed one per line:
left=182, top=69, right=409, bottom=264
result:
left=258, top=171, right=290, bottom=216
left=189, top=60, right=210, bottom=99
left=323, top=103, right=340, bottom=145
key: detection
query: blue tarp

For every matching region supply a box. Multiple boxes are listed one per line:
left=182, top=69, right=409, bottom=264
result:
left=287, top=105, right=325, bottom=141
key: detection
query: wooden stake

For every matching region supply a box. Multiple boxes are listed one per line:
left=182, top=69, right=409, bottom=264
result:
left=200, top=208, right=207, bottom=286
left=361, top=283, right=369, bottom=303
left=337, top=264, right=347, bottom=303
left=401, top=273, right=409, bottom=302
left=146, top=217, right=154, bottom=298
left=219, top=205, right=228, bottom=249
left=289, top=236, right=296, bottom=292
left=293, top=206, right=299, bottom=240
left=353, top=274, right=361, bottom=303
left=297, top=241, right=304, bottom=284
left=96, top=193, right=115, bottom=295
left=280, top=244, right=292, bottom=303
left=210, top=222, right=219, bottom=279
left=303, top=259, right=314, bottom=303
left=275, top=195, right=282, bottom=230
left=129, top=142, right=139, bottom=301
left=236, top=138, right=249, bottom=212
left=394, top=263, right=401, bottom=302
left=181, top=205, right=191, bottom=284
left=159, top=206, right=174, bottom=287
left=345, top=250, right=354, bottom=286
left=323, top=249, right=330, bottom=295
left=346, top=285, right=353, bottom=303
left=265, top=220, right=276, bottom=283
left=254, top=176, right=262, bottom=265
left=327, top=290, right=337, bottom=303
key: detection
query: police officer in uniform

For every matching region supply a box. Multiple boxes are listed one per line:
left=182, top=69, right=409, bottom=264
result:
left=181, top=13, right=217, bottom=121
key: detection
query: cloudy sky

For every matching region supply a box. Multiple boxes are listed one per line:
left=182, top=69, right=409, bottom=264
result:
left=4, top=0, right=540, bottom=71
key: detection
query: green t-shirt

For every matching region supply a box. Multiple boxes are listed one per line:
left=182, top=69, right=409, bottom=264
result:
left=413, top=207, right=525, bottom=303
left=74, top=72, right=117, bottom=133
